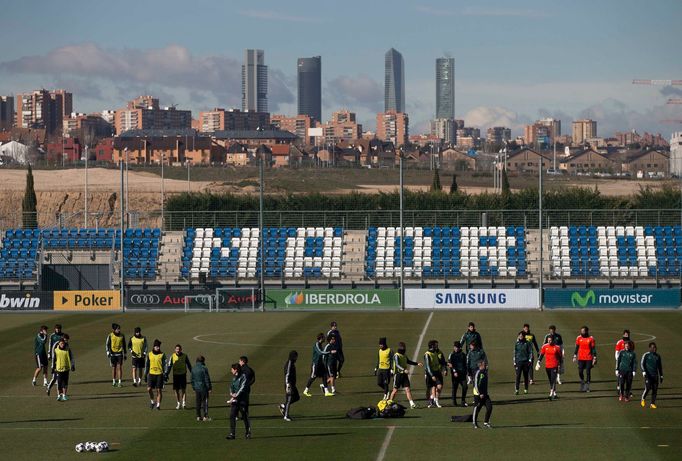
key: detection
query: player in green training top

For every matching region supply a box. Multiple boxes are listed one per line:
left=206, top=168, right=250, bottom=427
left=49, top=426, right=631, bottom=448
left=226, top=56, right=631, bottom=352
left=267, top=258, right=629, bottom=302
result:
left=304, top=333, right=333, bottom=397
left=424, top=340, right=446, bottom=408
left=448, top=341, right=468, bottom=407
left=640, top=342, right=663, bottom=409
left=389, top=341, right=422, bottom=409
left=106, top=323, right=126, bottom=387
left=32, top=325, right=49, bottom=387
left=128, top=327, right=147, bottom=387
left=47, top=324, right=63, bottom=361
left=616, top=340, right=636, bottom=402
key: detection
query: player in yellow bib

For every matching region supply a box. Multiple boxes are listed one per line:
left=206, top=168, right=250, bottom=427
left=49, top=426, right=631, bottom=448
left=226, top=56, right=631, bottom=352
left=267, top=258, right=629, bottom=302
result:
left=145, top=339, right=166, bottom=410
left=51, top=335, right=75, bottom=401
left=105, top=323, right=126, bottom=387
left=128, top=327, right=147, bottom=387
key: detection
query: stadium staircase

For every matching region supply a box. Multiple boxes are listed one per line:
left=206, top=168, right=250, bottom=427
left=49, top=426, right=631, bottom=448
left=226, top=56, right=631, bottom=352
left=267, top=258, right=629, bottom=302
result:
left=157, top=231, right=183, bottom=282
left=342, top=230, right=367, bottom=282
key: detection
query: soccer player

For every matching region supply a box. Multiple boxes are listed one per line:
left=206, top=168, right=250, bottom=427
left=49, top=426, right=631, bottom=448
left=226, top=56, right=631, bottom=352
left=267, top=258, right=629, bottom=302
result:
left=615, top=329, right=634, bottom=394
left=573, top=326, right=597, bottom=392
left=166, top=344, right=192, bottom=409
left=640, top=342, right=663, bottom=409
left=239, top=356, right=256, bottom=389
left=32, top=325, right=49, bottom=387
left=514, top=332, right=532, bottom=395
left=51, top=335, right=74, bottom=401
left=460, top=322, right=483, bottom=355
left=466, top=342, right=488, bottom=386
left=544, top=325, right=564, bottom=384
left=280, top=350, right=299, bottom=421
left=47, top=324, right=64, bottom=361
left=374, top=337, right=393, bottom=400
left=424, top=340, right=445, bottom=408
left=324, top=335, right=339, bottom=394
left=226, top=363, right=251, bottom=440
left=389, top=341, right=422, bottom=409
left=191, top=356, right=212, bottom=421
left=616, top=341, right=636, bottom=402
left=303, top=333, right=333, bottom=397
left=522, top=324, right=540, bottom=384
left=145, top=339, right=166, bottom=410
left=128, top=327, right=147, bottom=387
left=536, top=334, right=563, bottom=400
left=472, top=360, right=492, bottom=429
left=448, top=341, right=468, bottom=406
left=326, top=321, right=344, bottom=376
left=105, top=323, right=126, bottom=387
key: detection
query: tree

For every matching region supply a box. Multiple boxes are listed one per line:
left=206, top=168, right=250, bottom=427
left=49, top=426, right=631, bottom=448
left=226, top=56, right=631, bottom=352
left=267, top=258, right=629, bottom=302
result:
left=501, top=167, right=511, bottom=195
left=449, top=174, right=458, bottom=194
left=22, top=164, right=38, bottom=229
left=431, top=167, right=442, bottom=192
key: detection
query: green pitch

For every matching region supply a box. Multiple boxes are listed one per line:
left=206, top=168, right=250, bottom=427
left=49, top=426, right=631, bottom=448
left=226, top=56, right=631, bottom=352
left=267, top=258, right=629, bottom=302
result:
left=1, top=311, right=681, bottom=460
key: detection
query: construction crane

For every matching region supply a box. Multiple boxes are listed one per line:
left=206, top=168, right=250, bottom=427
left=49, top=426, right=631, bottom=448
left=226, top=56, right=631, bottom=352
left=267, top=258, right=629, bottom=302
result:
left=668, top=99, right=682, bottom=104
left=632, top=79, right=682, bottom=86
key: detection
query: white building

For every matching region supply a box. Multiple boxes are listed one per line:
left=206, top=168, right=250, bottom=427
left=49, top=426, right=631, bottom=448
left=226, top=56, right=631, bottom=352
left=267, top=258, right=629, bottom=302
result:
left=671, top=132, right=682, bottom=177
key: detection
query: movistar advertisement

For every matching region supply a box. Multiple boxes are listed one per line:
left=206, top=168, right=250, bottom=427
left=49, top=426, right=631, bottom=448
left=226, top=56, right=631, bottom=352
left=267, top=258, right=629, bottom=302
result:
left=267, top=289, right=400, bottom=310
left=544, top=288, right=680, bottom=309
left=0, top=291, right=53, bottom=310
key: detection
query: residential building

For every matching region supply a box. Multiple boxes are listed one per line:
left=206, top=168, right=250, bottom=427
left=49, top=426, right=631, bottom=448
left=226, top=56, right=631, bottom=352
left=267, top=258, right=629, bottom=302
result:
left=572, top=119, right=597, bottom=145
left=441, top=148, right=477, bottom=171
left=486, top=126, right=511, bottom=146
left=435, top=57, right=455, bottom=119
left=670, top=132, right=682, bottom=177
left=210, top=129, right=297, bottom=148
left=225, top=143, right=250, bottom=166
left=114, top=97, right=192, bottom=134
left=271, top=114, right=314, bottom=145
left=525, top=118, right=561, bottom=147
left=560, top=148, right=618, bottom=175
left=504, top=148, right=551, bottom=174
left=321, top=110, right=362, bottom=144
left=615, top=149, right=670, bottom=178
left=16, top=89, right=72, bottom=135
left=45, top=137, right=81, bottom=163
left=431, top=118, right=456, bottom=145
left=297, top=56, right=321, bottom=123
left=385, top=48, right=405, bottom=112
left=100, top=110, right=116, bottom=125
left=242, top=49, right=268, bottom=112
left=0, top=95, right=14, bottom=131
left=456, top=126, right=481, bottom=149
left=113, top=129, right=223, bottom=165
left=63, top=113, right=113, bottom=139
left=376, top=111, right=409, bottom=147
left=198, top=108, right=270, bottom=132
left=93, top=138, right=114, bottom=162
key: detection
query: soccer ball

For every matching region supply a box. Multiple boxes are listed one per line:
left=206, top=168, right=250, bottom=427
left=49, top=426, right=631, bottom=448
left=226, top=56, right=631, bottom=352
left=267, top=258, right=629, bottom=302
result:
left=85, top=442, right=95, bottom=452
left=96, top=441, right=109, bottom=452
left=75, top=443, right=85, bottom=452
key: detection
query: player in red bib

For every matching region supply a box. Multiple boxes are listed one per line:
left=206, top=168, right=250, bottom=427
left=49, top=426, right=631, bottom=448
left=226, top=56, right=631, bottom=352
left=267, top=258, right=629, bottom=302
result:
left=573, top=326, right=597, bottom=392
left=614, top=329, right=633, bottom=394
left=536, top=335, right=563, bottom=400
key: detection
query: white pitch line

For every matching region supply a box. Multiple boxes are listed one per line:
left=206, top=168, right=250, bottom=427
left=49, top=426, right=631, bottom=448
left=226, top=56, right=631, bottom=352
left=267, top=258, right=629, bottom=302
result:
left=376, top=311, right=434, bottom=461
left=1, top=425, right=682, bottom=431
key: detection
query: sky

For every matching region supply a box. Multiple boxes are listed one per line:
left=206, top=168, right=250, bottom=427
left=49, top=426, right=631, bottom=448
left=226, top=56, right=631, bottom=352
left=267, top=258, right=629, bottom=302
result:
left=1, top=0, right=681, bottom=138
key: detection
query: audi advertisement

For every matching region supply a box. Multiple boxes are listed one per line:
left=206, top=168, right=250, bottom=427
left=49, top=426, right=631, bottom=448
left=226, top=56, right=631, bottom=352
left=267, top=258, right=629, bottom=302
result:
left=126, top=289, right=259, bottom=310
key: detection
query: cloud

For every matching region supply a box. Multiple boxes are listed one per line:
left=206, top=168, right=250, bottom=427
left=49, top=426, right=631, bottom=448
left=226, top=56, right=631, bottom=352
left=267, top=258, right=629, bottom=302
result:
left=416, top=4, right=548, bottom=18
left=578, top=98, right=679, bottom=136
left=239, top=9, right=320, bottom=23
left=0, top=43, right=294, bottom=111
left=464, top=106, right=531, bottom=133
left=660, top=85, right=682, bottom=97
left=326, top=74, right=383, bottom=114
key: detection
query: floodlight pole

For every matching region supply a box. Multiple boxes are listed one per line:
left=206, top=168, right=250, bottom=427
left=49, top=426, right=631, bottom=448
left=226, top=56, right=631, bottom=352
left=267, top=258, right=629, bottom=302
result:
left=399, top=148, right=405, bottom=311
left=538, top=154, right=544, bottom=311
left=161, top=151, right=165, bottom=230
left=120, top=159, right=125, bottom=312
left=84, top=145, right=89, bottom=228
left=125, top=148, right=129, bottom=227
left=259, top=145, right=265, bottom=312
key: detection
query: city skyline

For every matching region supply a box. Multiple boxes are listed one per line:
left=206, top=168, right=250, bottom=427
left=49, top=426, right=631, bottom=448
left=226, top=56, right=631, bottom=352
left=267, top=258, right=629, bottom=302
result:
left=385, top=48, right=405, bottom=113
left=0, top=0, right=680, bottom=137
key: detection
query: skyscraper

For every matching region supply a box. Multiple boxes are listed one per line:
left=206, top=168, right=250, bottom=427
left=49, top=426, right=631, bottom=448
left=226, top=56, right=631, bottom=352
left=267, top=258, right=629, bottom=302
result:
left=297, top=56, right=321, bottom=123
left=435, top=57, right=455, bottom=119
left=242, top=49, right=268, bottom=112
left=385, top=48, right=405, bottom=113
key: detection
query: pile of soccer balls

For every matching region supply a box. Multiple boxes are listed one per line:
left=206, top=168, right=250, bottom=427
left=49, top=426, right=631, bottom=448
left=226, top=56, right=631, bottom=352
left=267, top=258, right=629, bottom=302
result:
left=75, top=441, right=109, bottom=453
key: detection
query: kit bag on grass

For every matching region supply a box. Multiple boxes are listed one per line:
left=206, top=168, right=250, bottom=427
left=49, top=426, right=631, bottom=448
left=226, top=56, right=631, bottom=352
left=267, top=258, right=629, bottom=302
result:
left=347, top=407, right=376, bottom=419
left=377, top=400, right=406, bottom=418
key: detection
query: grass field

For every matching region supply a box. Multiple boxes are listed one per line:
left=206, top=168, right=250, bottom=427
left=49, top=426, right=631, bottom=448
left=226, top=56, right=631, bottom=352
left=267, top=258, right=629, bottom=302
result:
left=2, top=310, right=681, bottom=460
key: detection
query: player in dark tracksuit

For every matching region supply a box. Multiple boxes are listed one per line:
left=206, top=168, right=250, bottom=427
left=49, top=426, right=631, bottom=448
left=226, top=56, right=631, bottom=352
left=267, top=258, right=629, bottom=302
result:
left=303, top=333, right=333, bottom=397
left=448, top=341, right=468, bottom=407
left=326, top=321, right=344, bottom=376
left=514, top=332, right=533, bottom=395
left=616, top=341, right=636, bottom=402
left=279, top=351, right=299, bottom=421
left=32, top=325, right=49, bottom=387
left=324, top=336, right=339, bottom=394
left=466, top=342, right=488, bottom=384
left=640, top=342, right=663, bottom=409
left=226, top=363, right=251, bottom=440
left=522, top=324, right=540, bottom=384
left=472, top=360, right=492, bottom=429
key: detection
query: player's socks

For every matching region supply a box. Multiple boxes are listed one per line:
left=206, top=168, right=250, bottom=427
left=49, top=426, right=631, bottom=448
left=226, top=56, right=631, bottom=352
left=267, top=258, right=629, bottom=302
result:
left=43, top=379, right=48, bottom=386
left=176, top=401, right=181, bottom=410
left=150, top=399, right=155, bottom=409
left=331, top=386, right=336, bottom=394
left=319, top=384, right=326, bottom=395
left=409, top=400, right=416, bottom=409
left=434, top=399, right=442, bottom=408
left=156, top=402, right=161, bottom=410
left=514, top=389, right=519, bottom=395
left=32, top=379, right=36, bottom=386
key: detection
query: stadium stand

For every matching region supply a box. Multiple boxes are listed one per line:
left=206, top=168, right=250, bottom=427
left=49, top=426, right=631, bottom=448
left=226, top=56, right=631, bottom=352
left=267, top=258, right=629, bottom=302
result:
left=181, top=227, right=344, bottom=280
left=549, top=225, right=682, bottom=278
left=0, top=228, right=161, bottom=281
left=365, top=226, right=527, bottom=278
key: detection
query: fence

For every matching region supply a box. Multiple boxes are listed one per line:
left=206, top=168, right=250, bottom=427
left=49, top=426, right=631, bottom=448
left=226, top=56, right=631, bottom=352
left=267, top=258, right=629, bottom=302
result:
left=2, top=209, right=681, bottom=231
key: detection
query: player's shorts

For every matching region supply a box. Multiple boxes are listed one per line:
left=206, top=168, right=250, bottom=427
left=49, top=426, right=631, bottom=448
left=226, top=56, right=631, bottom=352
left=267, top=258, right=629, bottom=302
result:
left=172, top=374, right=187, bottom=390
left=428, top=372, right=444, bottom=386
left=327, top=362, right=338, bottom=378
left=311, top=362, right=327, bottom=379
left=393, top=373, right=410, bottom=389
left=377, top=369, right=391, bottom=387
left=132, top=357, right=145, bottom=369
left=35, top=352, right=48, bottom=368
left=57, top=371, right=70, bottom=387
left=147, top=374, right=164, bottom=389
left=109, top=354, right=123, bottom=367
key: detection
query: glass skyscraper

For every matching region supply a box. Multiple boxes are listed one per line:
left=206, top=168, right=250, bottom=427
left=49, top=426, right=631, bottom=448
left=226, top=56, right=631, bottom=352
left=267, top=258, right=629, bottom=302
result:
left=297, top=56, right=321, bottom=122
left=242, top=49, right=268, bottom=112
left=436, top=57, right=455, bottom=119
left=385, top=48, right=405, bottom=113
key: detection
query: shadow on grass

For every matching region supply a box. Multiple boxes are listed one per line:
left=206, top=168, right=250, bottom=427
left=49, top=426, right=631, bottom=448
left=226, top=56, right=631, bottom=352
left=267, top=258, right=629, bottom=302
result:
left=76, top=394, right=141, bottom=401
left=254, top=432, right=351, bottom=440
left=0, top=417, right=83, bottom=424
left=496, top=422, right=582, bottom=429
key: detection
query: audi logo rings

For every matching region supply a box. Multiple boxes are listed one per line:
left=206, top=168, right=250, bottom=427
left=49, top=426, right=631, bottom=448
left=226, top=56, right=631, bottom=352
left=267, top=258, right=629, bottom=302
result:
left=129, top=294, right=161, bottom=304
